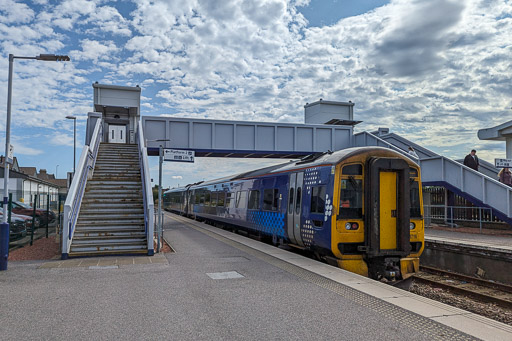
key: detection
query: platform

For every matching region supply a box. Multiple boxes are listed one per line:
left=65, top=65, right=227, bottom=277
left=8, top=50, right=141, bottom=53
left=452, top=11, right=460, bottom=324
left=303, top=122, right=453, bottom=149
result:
left=425, top=227, right=512, bottom=252
left=1, top=214, right=512, bottom=340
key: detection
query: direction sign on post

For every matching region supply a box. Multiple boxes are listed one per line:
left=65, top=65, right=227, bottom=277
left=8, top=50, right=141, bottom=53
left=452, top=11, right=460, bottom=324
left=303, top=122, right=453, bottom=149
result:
left=495, top=158, right=512, bottom=168
left=163, top=149, right=195, bottom=163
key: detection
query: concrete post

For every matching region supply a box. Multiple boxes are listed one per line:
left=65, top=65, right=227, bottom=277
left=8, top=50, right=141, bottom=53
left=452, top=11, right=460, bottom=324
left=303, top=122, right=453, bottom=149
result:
left=506, top=138, right=512, bottom=159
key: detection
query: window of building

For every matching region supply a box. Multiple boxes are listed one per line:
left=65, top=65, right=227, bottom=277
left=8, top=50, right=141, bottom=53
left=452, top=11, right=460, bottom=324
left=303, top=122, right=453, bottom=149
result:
left=263, top=188, right=278, bottom=211
left=236, top=191, right=248, bottom=208
left=310, top=186, right=326, bottom=214
left=248, top=190, right=261, bottom=210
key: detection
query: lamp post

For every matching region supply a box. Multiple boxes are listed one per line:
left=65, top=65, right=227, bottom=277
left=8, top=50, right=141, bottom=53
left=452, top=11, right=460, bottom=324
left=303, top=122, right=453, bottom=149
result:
left=56, top=165, right=59, bottom=178
left=65, top=116, right=77, bottom=175
left=1, top=53, right=69, bottom=271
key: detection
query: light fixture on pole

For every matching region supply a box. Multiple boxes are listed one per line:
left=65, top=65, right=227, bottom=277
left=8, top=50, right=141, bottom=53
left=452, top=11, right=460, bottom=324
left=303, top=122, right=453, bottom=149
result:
left=1, top=53, right=70, bottom=271
left=65, top=116, right=76, bottom=175
left=56, top=165, right=59, bottom=178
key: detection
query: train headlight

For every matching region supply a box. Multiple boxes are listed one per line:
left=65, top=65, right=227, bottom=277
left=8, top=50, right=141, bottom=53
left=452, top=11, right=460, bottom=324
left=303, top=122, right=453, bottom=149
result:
left=410, top=222, right=416, bottom=230
left=345, top=222, right=359, bottom=230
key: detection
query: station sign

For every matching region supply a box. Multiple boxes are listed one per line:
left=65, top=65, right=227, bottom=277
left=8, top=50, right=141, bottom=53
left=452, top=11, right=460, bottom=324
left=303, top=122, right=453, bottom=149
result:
left=495, top=158, right=512, bottom=168
left=163, top=149, right=195, bottom=163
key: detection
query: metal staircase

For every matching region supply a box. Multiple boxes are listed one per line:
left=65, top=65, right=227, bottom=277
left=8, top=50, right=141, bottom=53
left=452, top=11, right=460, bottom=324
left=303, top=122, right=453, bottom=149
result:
left=353, top=130, right=512, bottom=225
left=68, top=143, right=147, bottom=256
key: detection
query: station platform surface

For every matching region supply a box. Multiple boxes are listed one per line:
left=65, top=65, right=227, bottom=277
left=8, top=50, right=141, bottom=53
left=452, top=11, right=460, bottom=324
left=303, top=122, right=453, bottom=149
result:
left=1, top=214, right=511, bottom=340
left=425, top=227, right=512, bottom=252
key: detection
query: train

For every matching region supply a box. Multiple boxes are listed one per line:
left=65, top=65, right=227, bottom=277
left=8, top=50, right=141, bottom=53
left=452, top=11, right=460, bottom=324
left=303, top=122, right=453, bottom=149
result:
left=163, top=146, right=424, bottom=281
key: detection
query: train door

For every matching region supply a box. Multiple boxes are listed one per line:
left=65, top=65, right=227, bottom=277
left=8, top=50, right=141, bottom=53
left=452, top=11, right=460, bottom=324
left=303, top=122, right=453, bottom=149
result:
left=379, top=172, right=397, bottom=250
left=287, top=172, right=304, bottom=246
left=366, top=158, right=411, bottom=258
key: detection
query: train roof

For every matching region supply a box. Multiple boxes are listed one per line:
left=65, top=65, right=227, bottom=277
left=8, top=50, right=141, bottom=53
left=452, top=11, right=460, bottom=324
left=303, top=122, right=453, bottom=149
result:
left=165, top=146, right=413, bottom=192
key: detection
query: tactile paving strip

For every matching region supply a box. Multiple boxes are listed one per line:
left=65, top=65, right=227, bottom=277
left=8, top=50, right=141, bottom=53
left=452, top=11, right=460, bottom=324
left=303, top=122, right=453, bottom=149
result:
left=170, top=215, right=477, bottom=341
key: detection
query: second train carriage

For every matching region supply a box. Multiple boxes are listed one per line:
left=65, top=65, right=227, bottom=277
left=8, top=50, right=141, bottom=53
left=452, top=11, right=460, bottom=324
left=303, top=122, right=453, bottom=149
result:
left=164, top=146, right=424, bottom=281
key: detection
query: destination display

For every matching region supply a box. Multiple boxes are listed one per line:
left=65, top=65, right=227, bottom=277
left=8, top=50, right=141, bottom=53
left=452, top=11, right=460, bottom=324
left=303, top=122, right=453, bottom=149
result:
left=495, top=158, right=512, bottom=168
left=163, top=149, right=195, bottom=163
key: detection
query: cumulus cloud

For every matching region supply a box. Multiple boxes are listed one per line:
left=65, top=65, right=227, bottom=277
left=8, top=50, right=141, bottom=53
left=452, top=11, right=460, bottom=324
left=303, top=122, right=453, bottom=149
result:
left=2, top=0, right=512, bottom=183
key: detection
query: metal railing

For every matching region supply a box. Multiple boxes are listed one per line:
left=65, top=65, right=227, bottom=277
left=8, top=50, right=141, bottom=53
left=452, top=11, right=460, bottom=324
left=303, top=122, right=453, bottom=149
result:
left=137, top=120, right=155, bottom=255
left=424, top=204, right=499, bottom=232
left=61, top=119, right=102, bottom=257
left=353, top=131, right=413, bottom=158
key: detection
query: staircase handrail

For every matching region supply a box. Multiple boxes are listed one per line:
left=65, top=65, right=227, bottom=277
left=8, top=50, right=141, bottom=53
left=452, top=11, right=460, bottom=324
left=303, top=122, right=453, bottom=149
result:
left=137, top=120, right=155, bottom=255
left=353, top=131, right=412, bottom=157
left=62, top=119, right=103, bottom=257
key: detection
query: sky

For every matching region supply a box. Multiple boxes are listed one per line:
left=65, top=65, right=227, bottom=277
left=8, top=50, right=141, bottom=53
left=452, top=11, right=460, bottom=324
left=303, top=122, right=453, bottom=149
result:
left=0, top=0, right=511, bottom=189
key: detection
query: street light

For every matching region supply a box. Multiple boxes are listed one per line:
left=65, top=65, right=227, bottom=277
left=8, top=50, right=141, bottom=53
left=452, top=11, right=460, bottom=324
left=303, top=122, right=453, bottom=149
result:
left=66, top=116, right=76, bottom=175
left=1, top=53, right=70, bottom=271
left=55, top=165, right=59, bottom=178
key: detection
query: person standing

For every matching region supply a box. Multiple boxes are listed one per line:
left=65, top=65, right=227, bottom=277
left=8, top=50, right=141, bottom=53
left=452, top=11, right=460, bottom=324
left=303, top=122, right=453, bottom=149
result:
left=499, top=167, right=512, bottom=186
left=463, top=149, right=479, bottom=171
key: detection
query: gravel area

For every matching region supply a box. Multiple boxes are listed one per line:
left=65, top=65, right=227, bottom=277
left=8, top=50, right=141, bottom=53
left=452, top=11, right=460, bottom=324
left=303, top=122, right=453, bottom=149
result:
left=410, top=280, right=512, bottom=325
left=8, top=235, right=60, bottom=261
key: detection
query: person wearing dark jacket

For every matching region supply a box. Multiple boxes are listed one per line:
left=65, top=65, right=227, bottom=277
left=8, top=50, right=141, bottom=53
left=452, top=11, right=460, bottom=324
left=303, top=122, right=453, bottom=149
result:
left=463, top=149, right=479, bottom=171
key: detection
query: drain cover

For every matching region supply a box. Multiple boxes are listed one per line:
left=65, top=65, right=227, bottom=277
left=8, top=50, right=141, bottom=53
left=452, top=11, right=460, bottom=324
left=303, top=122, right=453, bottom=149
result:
left=206, top=271, right=244, bottom=279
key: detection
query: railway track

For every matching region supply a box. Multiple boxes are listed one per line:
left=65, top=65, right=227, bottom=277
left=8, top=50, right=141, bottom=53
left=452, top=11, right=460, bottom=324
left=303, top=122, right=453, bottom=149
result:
left=413, top=266, right=512, bottom=309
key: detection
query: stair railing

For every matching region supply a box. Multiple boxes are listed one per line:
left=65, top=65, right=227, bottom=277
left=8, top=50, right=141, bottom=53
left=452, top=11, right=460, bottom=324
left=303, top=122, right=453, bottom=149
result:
left=61, top=119, right=103, bottom=258
left=137, top=120, right=155, bottom=255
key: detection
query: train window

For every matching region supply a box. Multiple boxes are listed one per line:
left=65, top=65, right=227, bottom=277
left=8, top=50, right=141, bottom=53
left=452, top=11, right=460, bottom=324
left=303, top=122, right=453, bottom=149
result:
left=295, top=187, right=302, bottom=214
left=218, top=192, right=225, bottom=207
left=410, top=181, right=422, bottom=218
left=409, top=167, right=418, bottom=177
left=211, top=192, right=218, bottom=207
left=205, top=191, right=211, bottom=206
left=225, top=192, right=234, bottom=208
left=263, top=189, right=278, bottom=211
left=288, top=188, right=294, bottom=214
left=248, top=190, right=261, bottom=210
left=236, top=191, right=248, bottom=208
left=311, top=186, right=326, bottom=214
left=342, top=164, right=363, bottom=175
left=200, top=193, right=205, bottom=205
left=339, top=177, right=363, bottom=219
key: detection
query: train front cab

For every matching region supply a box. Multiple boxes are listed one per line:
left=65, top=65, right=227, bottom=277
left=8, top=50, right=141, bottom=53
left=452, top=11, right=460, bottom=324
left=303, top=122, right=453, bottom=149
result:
left=331, top=152, right=424, bottom=281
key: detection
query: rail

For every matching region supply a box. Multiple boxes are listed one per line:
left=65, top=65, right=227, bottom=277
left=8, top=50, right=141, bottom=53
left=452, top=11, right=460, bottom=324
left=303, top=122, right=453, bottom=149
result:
left=62, top=119, right=102, bottom=258
left=137, top=120, right=155, bottom=255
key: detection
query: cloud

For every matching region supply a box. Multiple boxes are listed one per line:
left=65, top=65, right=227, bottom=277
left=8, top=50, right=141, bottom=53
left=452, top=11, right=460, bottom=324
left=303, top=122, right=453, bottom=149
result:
left=171, top=175, right=183, bottom=179
left=69, top=39, right=119, bottom=62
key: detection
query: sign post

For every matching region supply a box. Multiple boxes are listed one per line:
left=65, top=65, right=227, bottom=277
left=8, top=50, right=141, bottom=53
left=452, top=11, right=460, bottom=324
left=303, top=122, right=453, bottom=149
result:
left=495, top=158, right=512, bottom=168
left=157, top=147, right=194, bottom=252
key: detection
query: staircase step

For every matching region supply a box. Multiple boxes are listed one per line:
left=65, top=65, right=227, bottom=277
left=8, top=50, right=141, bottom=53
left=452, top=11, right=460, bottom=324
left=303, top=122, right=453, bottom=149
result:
left=76, top=222, right=145, bottom=229
left=68, top=249, right=148, bottom=257
left=85, top=188, right=142, bottom=194
left=72, top=236, right=146, bottom=244
left=88, top=180, right=141, bottom=185
left=82, top=195, right=143, bottom=201
left=74, top=230, right=145, bottom=237
left=81, top=202, right=143, bottom=207
left=70, top=241, right=147, bottom=253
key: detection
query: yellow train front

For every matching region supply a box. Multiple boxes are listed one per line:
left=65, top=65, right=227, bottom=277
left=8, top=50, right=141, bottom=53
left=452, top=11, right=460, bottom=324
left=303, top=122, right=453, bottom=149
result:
left=331, top=147, right=423, bottom=281
left=164, top=146, right=424, bottom=281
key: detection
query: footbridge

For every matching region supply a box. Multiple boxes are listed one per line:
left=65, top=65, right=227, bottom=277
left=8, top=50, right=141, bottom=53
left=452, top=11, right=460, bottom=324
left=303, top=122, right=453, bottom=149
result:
left=63, top=83, right=511, bottom=258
